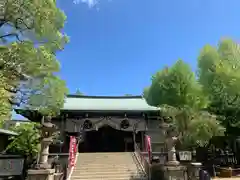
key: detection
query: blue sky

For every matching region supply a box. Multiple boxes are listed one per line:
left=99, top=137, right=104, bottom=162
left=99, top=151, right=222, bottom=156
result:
left=56, top=0, right=240, bottom=96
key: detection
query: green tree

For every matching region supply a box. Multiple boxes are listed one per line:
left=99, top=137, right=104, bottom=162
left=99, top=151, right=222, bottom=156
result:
left=0, top=0, right=69, bottom=118
left=6, top=122, right=41, bottom=160
left=198, top=39, right=240, bottom=135
left=23, top=76, right=68, bottom=116
left=144, top=60, right=208, bottom=109
left=144, top=60, right=224, bottom=148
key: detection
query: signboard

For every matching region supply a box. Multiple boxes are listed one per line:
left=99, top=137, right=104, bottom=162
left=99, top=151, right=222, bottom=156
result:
left=145, top=135, right=152, bottom=162
left=0, top=158, right=24, bottom=176
left=179, top=151, right=192, bottom=161
left=68, top=136, right=77, bottom=167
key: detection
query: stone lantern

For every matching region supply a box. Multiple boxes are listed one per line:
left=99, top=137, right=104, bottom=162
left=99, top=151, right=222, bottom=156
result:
left=160, top=118, right=187, bottom=180
left=159, top=118, right=180, bottom=166
left=27, top=115, right=59, bottom=180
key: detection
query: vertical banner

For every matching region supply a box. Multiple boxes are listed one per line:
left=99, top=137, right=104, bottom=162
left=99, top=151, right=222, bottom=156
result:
left=68, top=136, right=77, bottom=167
left=145, top=135, right=152, bottom=163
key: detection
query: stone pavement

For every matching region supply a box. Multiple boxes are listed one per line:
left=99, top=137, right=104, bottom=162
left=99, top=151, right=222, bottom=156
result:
left=213, top=177, right=240, bottom=180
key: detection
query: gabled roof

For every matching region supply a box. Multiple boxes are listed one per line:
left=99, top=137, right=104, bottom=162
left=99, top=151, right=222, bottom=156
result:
left=62, top=95, right=159, bottom=112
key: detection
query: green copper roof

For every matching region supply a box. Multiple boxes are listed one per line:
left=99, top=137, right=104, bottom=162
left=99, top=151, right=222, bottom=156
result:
left=62, top=95, right=159, bottom=111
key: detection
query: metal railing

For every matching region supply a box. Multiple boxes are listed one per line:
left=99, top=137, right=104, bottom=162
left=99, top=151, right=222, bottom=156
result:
left=133, top=143, right=151, bottom=179
left=48, top=153, right=69, bottom=180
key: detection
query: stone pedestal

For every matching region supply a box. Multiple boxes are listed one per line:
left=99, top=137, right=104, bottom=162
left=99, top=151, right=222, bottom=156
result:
left=54, top=172, right=64, bottom=180
left=28, top=169, right=55, bottom=180
left=38, top=138, right=53, bottom=169
left=166, top=136, right=180, bottom=166
left=188, top=162, right=202, bottom=180
left=161, top=165, right=187, bottom=180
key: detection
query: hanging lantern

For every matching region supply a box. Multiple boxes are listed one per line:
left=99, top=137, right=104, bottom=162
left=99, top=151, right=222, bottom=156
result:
left=83, top=120, right=93, bottom=129
left=120, top=119, right=130, bottom=129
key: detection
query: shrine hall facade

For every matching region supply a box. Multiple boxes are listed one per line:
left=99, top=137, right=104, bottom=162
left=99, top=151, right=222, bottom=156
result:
left=16, top=95, right=166, bottom=153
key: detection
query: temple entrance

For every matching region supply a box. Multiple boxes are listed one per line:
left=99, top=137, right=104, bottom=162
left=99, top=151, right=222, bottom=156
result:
left=79, top=125, right=134, bottom=152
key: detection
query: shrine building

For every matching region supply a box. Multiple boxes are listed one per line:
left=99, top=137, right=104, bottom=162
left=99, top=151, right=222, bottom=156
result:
left=15, top=95, right=165, bottom=153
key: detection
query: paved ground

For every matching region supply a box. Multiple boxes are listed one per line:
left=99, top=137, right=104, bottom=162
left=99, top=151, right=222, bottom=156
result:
left=213, top=178, right=240, bottom=180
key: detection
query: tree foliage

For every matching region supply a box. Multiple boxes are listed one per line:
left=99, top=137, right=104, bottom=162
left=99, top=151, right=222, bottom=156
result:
left=6, top=122, right=40, bottom=159
left=144, top=59, right=209, bottom=109
left=178, top=112, right=225, bottom=148
left=198, top=39, right=240, bottom=135
left=23, top=76, right=68, bottom=116
left=0, top=0, right=69, bottom=118
left=0, top=0, right=68, bottom=47
left=144, top=59, right=224, bottom=148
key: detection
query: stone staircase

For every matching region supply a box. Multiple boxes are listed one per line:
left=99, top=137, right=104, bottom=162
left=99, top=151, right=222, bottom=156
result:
left=70, top=152, right=147, bottom=180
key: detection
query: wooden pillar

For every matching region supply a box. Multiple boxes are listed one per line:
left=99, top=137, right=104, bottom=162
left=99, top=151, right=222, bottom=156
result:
left=141, top=131, right=145, bottom=151
left=60, top=114, right=64, bottom=139
left=133, top=131, right=136, bottom=151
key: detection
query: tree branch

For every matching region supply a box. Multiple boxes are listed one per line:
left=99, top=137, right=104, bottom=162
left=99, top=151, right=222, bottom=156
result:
left=0, top=33, right=22, bottom=42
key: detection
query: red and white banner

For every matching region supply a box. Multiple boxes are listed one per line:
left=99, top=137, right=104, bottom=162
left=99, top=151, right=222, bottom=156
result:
left=68, top=136, right=77, bottom=167
left=145, top=135, right=152, bottom=163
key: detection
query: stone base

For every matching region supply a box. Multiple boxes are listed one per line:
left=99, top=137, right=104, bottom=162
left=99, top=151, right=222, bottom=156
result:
left=161, top=165, right=187, bottom=180
left=166, top=160, right=180, bottom=166
left=54, top=172, right=64, bottom=180
left=36, top=163, right=52, bottom=169
left=27, top=169, right=55, bottom=180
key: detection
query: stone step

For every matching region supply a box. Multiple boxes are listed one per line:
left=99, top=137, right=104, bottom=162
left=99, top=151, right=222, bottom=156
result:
left=73, top=170, right=144, bottom=174
left=71, top=173, right=145, bottom=178
left=74, top=169, right=140, bottom=171
left=79, top=159, right=133, bottom=162
left=74, top=165, right=138, bottom=169
left=79, top=157, right=133, bottom=160
left=71, top=177, right=146, bottom=180
left=75, top=163, right=136, bottom=167
left=72, top=170, right=144, bottom=175
left=70, top=152, right=145, bottom=180
left=71, top=176, right=146, bottom=180
left=79, top=160, right=133, bottom=163
left=73, top=167, right=141, bottom=171
left=76, top=161, right=136, bottom=165
left=79, top=152, right=133, bottom=155
left=79, top=155, right=133, bottom=158
left=78, top=162, right=134, bottom=165
left=73, top=168, right=140, bottom=172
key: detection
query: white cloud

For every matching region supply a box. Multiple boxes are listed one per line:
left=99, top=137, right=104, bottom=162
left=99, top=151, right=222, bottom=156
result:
left=73, top=0, right=99, bottom=8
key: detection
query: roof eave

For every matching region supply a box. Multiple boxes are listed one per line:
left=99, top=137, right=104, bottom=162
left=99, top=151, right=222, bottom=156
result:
left=61, top=108, right=160, bottom=112
left=0, top=129, right=18, bottom=136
